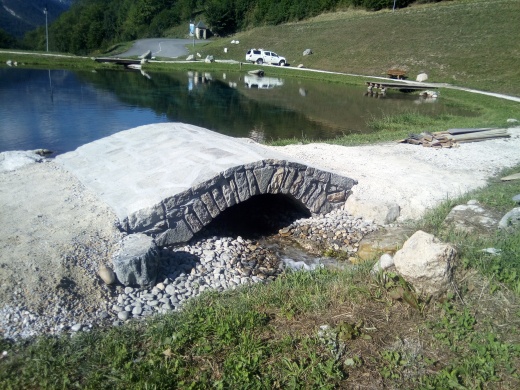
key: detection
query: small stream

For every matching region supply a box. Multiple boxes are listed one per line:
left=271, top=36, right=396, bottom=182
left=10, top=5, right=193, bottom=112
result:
left=194, top=194, right=371, bottom=272
left=261, top=236, right=352, bottom=271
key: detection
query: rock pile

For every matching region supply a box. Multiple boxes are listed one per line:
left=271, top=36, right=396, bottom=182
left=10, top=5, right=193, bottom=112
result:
left=277, top=209, right=379, bottom=256
left=111, top=236, right=282, bottom=325
left=0, top=208, right=379, bottom=339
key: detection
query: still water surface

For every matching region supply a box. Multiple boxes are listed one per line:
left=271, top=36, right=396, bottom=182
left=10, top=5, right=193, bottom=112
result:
left=0, top=68, right=465, bottom=154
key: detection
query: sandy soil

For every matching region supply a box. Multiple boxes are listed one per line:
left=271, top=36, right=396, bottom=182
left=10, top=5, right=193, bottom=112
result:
left=0, top=128, right=519, bottom=336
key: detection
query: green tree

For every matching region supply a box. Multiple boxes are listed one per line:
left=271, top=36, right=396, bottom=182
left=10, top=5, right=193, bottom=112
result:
left=204, top=0, right=237, bottom=36
left=0, top=28, right=18, bottom=49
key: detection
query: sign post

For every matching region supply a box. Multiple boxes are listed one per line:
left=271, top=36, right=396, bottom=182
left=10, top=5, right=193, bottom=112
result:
left=189, top=21, right=195, bottom=47
left=44, top=6, right=49, bottom=52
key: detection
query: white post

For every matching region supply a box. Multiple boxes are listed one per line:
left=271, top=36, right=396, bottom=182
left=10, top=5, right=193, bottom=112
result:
left=44, top=6, right=49, bottom=52
left=393, top=0, right=397, bottom=12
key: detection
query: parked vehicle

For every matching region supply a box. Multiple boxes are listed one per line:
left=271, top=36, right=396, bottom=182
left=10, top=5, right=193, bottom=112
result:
left=245, top=49, right=286, bottom=66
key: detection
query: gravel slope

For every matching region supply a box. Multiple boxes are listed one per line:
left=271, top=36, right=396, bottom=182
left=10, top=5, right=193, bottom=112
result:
left=0, top=156, right=121, bottom=338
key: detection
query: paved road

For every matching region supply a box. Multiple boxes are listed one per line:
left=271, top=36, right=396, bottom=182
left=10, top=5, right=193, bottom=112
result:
left=119, top=38, right=202, bottom=59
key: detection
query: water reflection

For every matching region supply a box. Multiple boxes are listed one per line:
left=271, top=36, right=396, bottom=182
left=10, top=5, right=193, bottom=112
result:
left=243, top=75, right=284, bottom=89
left=0, top=68, right=473, bottom=154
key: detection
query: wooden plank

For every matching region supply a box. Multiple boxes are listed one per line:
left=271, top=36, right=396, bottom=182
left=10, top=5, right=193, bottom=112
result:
left=451, top=129, right=508, bottom=141
left=447, top=127, right=496, bottom=135
left=501, top=173, right=520, bottom=181
left=457, top=135, right=510, bottom=143
left=94, top=57, right=141, bottom=65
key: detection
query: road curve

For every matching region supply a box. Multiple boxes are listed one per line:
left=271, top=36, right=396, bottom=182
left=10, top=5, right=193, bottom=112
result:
left=119, top=38, right=202, bottom=59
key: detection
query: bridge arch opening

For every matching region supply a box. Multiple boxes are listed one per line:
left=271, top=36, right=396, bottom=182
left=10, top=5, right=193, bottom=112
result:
left=194, top=193, right=311, bottom=240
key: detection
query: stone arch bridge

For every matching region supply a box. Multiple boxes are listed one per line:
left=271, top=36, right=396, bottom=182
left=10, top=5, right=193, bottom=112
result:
left=56, top=124, right=357, bottom=246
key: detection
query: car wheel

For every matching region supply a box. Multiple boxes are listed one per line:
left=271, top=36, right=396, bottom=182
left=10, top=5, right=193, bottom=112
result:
left=256, top=58, right=263, bottom=65
left=279, top=60, right=286, bottom=66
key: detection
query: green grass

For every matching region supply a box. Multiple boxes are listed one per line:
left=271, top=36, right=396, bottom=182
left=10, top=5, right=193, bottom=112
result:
left=0, top=50, right=117, bottom=70
left=270, top=87, right=519, bottom=146
left=415, top=164, right=520, bottom=295
left=1, top=166, right=520, bottom=388
left=196, top=0, right=520, bottom=96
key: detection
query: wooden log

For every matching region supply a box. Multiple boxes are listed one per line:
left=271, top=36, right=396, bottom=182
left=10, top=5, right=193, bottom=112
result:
left=501, top=173, right=520, bottom=182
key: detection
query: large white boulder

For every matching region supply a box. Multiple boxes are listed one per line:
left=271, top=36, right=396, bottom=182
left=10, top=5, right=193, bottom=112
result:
left=345, top=195, right=400, bottom=225
left=393, top=230, right=456, bottom=297
left=416, top=73, right=428, bottom=82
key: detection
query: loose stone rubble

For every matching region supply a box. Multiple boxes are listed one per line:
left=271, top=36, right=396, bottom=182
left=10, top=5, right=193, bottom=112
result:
left=0, top=209, right=377, bottom=340
left=278, top=208, right=379, bottom=256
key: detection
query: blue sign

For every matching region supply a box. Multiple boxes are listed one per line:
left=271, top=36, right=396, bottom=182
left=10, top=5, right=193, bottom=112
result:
left=189, top=23, right=195, bottom=36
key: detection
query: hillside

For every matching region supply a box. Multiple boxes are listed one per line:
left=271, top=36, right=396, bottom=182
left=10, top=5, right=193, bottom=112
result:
left=198, top=0, right=520, bottom=95
left=0, top=0, right=71, bottom=38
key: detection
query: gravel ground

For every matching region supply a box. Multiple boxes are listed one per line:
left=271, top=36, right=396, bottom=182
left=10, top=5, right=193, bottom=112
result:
left=270, top=126, right=520, bottom=223
left=1, top=127, right=519, bottom=340
left=0, top=156, right=122, bottom=339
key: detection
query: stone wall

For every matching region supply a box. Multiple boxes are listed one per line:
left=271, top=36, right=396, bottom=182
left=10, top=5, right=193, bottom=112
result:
left=119, top=159, right=357, bottom=246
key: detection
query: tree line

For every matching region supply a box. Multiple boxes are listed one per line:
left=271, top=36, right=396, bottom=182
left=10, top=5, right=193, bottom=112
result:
left=14, top=0, right=446, bottom=54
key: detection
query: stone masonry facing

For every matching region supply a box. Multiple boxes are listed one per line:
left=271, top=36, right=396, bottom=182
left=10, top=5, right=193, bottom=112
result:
left=119, top=159, right=357, bottom=246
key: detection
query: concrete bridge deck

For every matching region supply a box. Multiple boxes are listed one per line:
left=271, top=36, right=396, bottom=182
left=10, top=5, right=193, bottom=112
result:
left=56, top=123, right=357, bottom=246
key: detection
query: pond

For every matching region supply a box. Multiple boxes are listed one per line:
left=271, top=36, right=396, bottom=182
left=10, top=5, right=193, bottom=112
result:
left=0, top=67, right=467, bottom=154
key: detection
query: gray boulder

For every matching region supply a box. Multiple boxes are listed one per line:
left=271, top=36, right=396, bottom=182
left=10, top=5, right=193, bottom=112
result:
left=394, top=230, right=456, bottom=297
left=205, top=55, right=214, bottom=63
left=498, top=207, right=520, bottom=231
left=0, top=151, right=44, bottom=173
left=186, top=54, right=195, bottom=61
left=513, top=194, right=520, bottom=204
left=416, top=73, right=428, bottom=82
left=303, top=49, right=313, bottom=56
left=443, top=200, right=499, bottom=233
left=112, top=233, right=159, bottom=287
left=346, top=195, right=401, bottom=225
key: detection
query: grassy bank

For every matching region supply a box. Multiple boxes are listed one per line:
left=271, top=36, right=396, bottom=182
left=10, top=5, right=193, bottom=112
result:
left=0, top=50, right=118, bottom=70
left=195, top=0, right=520, bottom=96
left=1, top=165, right=519, bottom=388
left=269, top=86, right=520, bottom=146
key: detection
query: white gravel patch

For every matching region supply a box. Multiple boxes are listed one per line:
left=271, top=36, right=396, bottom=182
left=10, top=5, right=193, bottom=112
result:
left=270, top=127, right=520, bottom=223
